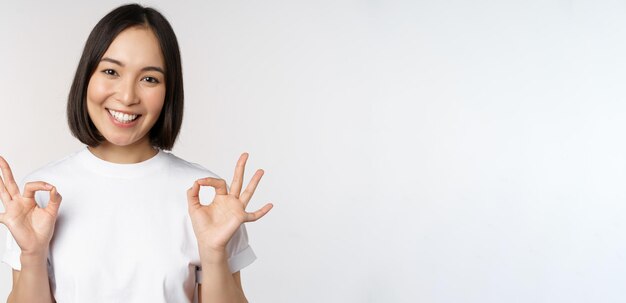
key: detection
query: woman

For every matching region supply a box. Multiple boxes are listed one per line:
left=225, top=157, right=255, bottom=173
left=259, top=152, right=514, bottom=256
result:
left=0, top=4, right=272, bottom=302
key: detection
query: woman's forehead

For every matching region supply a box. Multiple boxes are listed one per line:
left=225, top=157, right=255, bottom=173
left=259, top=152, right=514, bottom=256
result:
left=102, top=27, right=165, bottom=69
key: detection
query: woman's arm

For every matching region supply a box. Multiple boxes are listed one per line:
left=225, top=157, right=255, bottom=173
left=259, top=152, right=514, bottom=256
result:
left=197, top=250, right=247, bottom=303
left=187, top=153, right=272, bottom=303
left=197, top=272, right=245, bottom=303
left=7, top=259, right=55, bottom=303
left=0, top=157, right=61, bottom=303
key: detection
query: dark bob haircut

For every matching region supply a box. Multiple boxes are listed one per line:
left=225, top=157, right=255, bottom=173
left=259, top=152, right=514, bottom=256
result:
left=67, top=4, right=183, bottom=150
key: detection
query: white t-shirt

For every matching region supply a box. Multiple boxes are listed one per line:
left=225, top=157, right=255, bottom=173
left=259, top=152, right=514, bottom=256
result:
left=1, top=147, right=256, bottom=303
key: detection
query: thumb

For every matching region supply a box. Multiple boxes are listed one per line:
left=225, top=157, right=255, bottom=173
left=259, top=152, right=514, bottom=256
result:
left=45, top=187, right=62, bottom=216
left=187, top=181, right=201, bottom=209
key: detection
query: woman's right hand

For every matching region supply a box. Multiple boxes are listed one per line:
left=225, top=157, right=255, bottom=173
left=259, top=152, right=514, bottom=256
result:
left=0, top=156, right=62, bottom=258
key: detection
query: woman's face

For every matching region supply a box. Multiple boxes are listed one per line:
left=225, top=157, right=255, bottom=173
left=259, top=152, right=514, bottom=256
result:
left=86, top=26, right=166, bottom=148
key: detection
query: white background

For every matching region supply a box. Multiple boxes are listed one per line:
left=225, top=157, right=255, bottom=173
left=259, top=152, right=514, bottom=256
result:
left=1, top=0, right=626, bottom=302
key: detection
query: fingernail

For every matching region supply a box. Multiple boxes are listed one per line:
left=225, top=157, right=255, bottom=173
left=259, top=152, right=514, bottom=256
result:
left=45, top=184, right=53, bottom=190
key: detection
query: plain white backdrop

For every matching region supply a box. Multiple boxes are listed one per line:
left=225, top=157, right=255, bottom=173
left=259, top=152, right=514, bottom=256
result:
left=1, top=0, right=626, bottom=302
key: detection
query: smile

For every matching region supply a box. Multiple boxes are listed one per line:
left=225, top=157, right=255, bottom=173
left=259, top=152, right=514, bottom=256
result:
left=107, top=108, right=140, bottom=123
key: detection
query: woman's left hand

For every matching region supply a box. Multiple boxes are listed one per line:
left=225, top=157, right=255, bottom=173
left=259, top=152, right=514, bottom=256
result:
left=187, top=153, right=273, bottom=257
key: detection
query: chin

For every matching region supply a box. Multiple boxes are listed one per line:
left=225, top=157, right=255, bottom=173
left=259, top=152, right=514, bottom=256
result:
left=102, top=136, right=141, bottom=147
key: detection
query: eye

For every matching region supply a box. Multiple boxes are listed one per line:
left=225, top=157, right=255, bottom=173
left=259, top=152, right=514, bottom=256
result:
left=102, top=69, right=118, bottom=76
left=142, top=76, right=160, bottom=84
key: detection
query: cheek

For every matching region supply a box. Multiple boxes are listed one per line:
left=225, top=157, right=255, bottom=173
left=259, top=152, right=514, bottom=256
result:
left=87, top=77, right=113, bottom=104
left=143, top=87, right=166, bottom=114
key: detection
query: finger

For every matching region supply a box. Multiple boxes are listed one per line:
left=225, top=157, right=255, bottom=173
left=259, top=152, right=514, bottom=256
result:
left=187, top=181, right=201, bottom=209
left=45, top=187, right=62, bottom=216
left=0, top=176, right=12, bottom=208
left=0, top=212, right=4, bottom=224
left=196, top=177, right=228, bottom=195
left=23, top=181, right=53, bottom=199
left=230, top=153, right=249, bottom=199
left=240, top=169, right=264, bottom=206
left=0, top=156, right=20, bottom=197
left=245, top=203, right=273, bottom=222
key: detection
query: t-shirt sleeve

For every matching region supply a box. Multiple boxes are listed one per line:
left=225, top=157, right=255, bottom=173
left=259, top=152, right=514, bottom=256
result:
left=225, top=224, right=256, bottom=273
left=196, top=224, right=256, bottom=284
left=3, top=231, right=55, bottom=287
left=2, top=230, right=22, bottom=270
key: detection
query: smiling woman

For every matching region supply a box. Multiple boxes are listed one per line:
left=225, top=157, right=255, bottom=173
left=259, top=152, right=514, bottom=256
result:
left=0, top=4, right=272, bottom=303
left=86, top=27, right=167, bottom=162
left=66, top=4, right=184, bottom=163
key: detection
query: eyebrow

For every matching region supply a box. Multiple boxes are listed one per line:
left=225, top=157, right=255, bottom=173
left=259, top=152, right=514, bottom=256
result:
left=101, top=57, right=165, bottom=74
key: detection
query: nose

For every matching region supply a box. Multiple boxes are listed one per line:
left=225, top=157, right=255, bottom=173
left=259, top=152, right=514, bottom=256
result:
left=115, top=78, right=139, bottom=106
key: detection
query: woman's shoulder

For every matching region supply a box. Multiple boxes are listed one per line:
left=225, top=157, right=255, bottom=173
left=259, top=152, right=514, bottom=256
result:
left=22, top=148, right=85, bottom=183
left=160, top=151, right=221, bottom=179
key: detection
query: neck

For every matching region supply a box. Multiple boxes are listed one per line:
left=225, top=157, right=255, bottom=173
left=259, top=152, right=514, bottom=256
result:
left=88, top=138, right=158, bottom=164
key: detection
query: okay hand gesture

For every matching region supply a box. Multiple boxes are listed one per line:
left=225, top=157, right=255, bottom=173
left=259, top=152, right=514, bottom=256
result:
left=187, top=153, right=273, bottom=255
left=0, top=156, right=62, bottom=257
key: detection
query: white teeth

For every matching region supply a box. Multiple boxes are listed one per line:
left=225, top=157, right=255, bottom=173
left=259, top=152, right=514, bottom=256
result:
left=108, top=109, right=138, bottom=123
